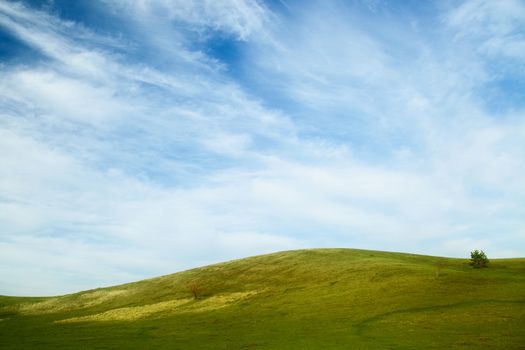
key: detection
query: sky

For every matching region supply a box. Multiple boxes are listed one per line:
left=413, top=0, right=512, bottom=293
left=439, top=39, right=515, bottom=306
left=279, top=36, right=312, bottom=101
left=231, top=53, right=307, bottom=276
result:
left=0, top=0, right=524, bottom=296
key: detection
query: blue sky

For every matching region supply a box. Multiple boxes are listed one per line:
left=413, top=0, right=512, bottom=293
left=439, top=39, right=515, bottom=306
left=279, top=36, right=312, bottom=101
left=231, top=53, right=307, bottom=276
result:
left=0, top=0, right=524, bottom=296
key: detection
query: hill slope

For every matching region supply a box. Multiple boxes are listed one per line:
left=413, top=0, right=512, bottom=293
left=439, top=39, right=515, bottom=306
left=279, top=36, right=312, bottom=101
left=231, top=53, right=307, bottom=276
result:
left=1, top=248, right=524, bottom=349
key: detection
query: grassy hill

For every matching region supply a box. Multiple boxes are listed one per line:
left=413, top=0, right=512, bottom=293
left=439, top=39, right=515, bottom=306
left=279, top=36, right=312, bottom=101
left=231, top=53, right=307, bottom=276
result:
left=1, top=248, right=524, bottom=349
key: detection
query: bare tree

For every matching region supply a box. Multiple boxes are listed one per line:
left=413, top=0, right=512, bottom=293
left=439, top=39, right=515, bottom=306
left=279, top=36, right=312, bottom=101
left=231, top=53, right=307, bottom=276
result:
left=188, top=282, right=202, bottom=300
left=435, top=261, right=446, bottom=279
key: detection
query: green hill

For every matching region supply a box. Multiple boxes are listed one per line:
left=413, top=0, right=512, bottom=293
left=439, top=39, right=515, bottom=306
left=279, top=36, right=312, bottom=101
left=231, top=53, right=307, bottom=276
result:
left=1, top=249, right=524, bottom=349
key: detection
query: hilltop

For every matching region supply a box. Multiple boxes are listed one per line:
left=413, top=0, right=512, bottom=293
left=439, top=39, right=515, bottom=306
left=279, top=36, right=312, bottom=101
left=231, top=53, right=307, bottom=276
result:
left=1, top=248, right=524, bottom=349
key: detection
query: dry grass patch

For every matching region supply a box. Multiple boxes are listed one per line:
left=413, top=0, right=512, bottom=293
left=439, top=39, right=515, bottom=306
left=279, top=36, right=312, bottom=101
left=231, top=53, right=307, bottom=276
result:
left=56, top=298, right=190, bottom=323
left=183, top=291, right=259, bottom=313
left=19, top=289, right=130, bottom=315
left=56, top=291, right=260, bottom=323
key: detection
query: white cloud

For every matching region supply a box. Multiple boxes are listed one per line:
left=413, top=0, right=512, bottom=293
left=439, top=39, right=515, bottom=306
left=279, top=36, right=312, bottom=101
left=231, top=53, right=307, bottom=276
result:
left=445, top=0, right=525, bottom=60
left=247, top=5, right=393, bottom=114
left=108, top=0, right=271, bottom=40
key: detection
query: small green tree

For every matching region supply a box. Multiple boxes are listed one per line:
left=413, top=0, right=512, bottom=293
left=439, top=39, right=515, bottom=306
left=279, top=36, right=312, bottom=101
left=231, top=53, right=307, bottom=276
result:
left=470, top=250, right=489, bottom=268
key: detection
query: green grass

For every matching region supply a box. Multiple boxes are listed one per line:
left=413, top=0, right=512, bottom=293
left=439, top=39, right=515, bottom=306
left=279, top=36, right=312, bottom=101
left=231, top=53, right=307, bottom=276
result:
left=1, top=248, right=524, bottom=349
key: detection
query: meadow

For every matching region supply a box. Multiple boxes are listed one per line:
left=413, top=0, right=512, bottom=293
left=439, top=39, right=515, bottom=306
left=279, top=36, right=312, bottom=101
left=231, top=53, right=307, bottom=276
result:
left=1, top=248, right=524, bottom=349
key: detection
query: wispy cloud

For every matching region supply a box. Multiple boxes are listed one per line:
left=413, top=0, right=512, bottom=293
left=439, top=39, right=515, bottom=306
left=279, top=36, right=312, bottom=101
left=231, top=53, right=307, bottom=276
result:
left=107, top=0, right=271, bottom=40
left=445, top=0, right=525, bottom=60
left=0, top=0, right=523, bottom=295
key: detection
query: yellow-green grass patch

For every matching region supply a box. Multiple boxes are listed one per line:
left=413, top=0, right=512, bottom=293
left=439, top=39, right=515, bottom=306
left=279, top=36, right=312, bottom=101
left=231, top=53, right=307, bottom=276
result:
left=56, top=291, right=260, bottom=323
left=18, top=289, right=130, bottom=315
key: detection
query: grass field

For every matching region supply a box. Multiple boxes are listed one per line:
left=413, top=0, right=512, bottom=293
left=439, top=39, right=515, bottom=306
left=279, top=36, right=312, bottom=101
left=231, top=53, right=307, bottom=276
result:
left=1, top=248, right=524, bottom=349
